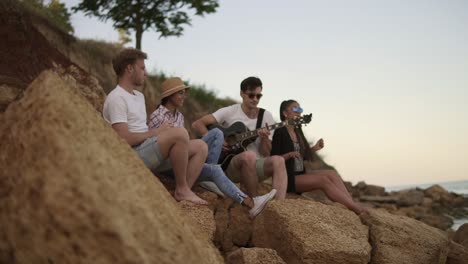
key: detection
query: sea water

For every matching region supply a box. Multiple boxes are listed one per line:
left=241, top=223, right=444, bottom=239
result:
left=386, top=180, right=468, bottom=230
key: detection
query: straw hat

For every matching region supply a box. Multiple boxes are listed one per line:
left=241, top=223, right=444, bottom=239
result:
left=161, top=77, right=190, bottom=99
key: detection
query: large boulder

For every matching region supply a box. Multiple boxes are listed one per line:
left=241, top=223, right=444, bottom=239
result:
left=361, top=210, right=449, bottom=264
left=252, top=199, right=371, bottom=264
left=424, top=185, right=456, bottom=205
left=397, top=189, right=425, bottom=206
left=0, top=71, right=223, bottom=264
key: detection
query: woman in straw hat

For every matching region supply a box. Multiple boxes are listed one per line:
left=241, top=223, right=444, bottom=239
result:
left=149, top=77, right=276, bottom=218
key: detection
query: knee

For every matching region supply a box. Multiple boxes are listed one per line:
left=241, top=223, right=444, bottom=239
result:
left=238, top=151, right=256, bottom=167
left=210, top=128, right=225, bottom=145
left=270, top=155, right=286, bottom=170
left=320, top=175, right=333, bottom=188
left=172, top=127, right=189, bottom=141
left=210, top=128, right=224, bottom=139
left=193, top=139, right=208, bottom=154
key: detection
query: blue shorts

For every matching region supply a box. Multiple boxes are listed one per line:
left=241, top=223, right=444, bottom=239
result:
left=133, top=137, right=172, bottom=172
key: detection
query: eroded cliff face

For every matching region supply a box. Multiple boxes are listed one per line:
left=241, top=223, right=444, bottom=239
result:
left=0, top=0, right=106, bottom=113
left=0, top=71, right=223, bottom=264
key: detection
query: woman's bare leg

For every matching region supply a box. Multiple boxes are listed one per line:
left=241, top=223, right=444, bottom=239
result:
left=295, top=173, right=364, bottom=214
left=313, top=169, right=353, bottom=199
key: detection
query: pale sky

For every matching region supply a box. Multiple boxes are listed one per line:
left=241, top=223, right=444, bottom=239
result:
left=65, top=0, right=468, bottom=187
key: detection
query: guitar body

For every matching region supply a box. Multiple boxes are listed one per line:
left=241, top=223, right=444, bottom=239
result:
left=208, top=122, right=257, bottom=170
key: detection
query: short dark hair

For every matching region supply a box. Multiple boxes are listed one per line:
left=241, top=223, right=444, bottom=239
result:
left=240, top=76, right=262, bottom=92
left=112, top=48, right=147, bottom=77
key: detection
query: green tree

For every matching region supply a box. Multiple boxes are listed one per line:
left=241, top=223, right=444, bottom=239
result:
left=117, top=28, right=132, bottom=47
left=72, top=0, right=219, bottom=50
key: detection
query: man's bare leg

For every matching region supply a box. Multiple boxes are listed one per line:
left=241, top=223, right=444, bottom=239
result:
left=157, top=128, right=207, bottom=205
left=232, top=151, right=258, bottom=197
left=263, top=156, right=287, bottom=200
left=186, top=139, right=208, bottom=187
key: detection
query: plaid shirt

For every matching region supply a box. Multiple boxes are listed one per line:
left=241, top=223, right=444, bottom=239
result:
left=148, top=105, right=184, bottom=129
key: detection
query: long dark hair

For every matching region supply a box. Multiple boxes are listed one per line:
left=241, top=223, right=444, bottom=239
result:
left=279, top=100, right=314, bottom=161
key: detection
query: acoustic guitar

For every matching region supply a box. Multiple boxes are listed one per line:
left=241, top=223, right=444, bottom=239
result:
left=209, top=114, right=312, bottom=169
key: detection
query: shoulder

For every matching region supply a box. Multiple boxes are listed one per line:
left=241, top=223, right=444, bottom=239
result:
left=213, top=104, right=239, bottom=117
left=262, top=109, right=274, bottom=119
left=105, top=88, right=126, bottom=105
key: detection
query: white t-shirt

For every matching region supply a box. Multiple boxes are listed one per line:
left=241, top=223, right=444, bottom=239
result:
left=212, top=104, right=276, bottom=158
left=103, top=85, right=148, bottom=133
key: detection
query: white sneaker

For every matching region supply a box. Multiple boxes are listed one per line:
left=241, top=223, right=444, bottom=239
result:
left=198, top=181, right=225, bottom=197
left=249, top=189, right=277, bottom=219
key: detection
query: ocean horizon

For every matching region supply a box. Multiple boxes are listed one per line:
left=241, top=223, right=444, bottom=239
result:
left=385, top=179, right=468, bottom=196
left=384, top=179, right=468, bottom=230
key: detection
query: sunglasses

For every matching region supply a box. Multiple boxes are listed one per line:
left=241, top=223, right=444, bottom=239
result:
left=245, top=92, right=263, bottom=100
left=293, top=106, right=303, bottom=113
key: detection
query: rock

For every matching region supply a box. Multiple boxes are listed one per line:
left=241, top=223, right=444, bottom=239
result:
left=229, top=204, right=253, bottom=247
left=361, top=210, right=449, bottom=264
left=180, top=201, right=216, bottom=242
left=453, top=223, right=468, bottom=248
left=360, top=195, right=398, bottom=203
left=0, top=71, right=223, bottom=264
left=422, top=197, right=433, bottom=207
left=301, top=190, right=333, bottom=204
left=364, top=185, right=386, bottom=196
left=252, top=199, right=371, bottom=264
left=226, top=247, right=286, bottom=264
left=394, top=206, right=429, bottom=218
left=419, top=214, right=454, bottom=231
left=0, top=83, right=22, bottom=112
left=397, top=189, right=425, bottom=206
left=356, top=181, right=367, bottom=189
left=447, top=240, right=468, bottom=264
left=425, top=185, right=455, bottom=205
left=214, top=198, right=236, bottom=253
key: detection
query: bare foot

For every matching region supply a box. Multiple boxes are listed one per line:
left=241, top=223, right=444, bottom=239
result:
left=354, top=203, right=370, bottom=215
left=174, top=190, right=208, bottom=205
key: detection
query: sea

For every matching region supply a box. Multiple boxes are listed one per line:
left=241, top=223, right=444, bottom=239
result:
left=385, top=179, right=468, bottom=231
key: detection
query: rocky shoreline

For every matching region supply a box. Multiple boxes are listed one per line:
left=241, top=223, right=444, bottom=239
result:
left=1, top=70, right=468, bottom=263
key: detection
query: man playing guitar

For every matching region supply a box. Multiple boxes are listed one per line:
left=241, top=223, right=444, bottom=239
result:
left=192, top=76, right=287, bottom=200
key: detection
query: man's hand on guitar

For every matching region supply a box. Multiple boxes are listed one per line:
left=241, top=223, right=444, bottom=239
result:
left=222, top=141, right=231, bottom=152
left=257, top=124, right=270, bottom=140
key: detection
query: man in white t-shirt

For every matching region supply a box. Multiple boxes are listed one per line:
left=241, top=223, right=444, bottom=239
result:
left=192, top=76, right=287, bottom=199
left=103, top=48, right=207, bottom=205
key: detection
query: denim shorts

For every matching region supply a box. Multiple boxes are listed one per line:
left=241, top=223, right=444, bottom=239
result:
left=133, top=137, right=172, bottom=172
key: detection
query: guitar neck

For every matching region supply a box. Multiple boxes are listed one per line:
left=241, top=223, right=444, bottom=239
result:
left=236, top=121, right=287, bottom=141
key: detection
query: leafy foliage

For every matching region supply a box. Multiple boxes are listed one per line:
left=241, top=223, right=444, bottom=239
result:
left=72, top=0, right=219, bottom=49
left=20, top=0, right=74, bottom=34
